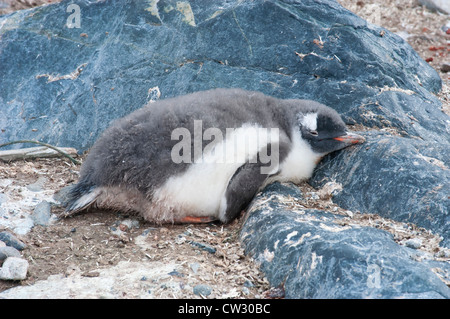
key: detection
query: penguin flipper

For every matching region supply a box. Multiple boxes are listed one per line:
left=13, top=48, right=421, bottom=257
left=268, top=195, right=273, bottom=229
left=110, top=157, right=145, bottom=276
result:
left=219, top=142, right=289, bottom=223
left=219, top=162, right=268, bottom=223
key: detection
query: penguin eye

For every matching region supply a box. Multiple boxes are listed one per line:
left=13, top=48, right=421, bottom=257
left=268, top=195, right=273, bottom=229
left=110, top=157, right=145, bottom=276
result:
left=309, top=130, right=318, bottom=136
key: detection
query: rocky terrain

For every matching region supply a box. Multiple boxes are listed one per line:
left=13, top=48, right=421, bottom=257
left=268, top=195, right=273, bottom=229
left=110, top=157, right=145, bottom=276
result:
left=0, top=0, right=449, bottom=298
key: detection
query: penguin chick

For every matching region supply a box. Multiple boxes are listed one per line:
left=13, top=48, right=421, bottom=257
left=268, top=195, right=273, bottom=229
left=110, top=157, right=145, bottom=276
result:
left=62, top=88, right=365, bottom=224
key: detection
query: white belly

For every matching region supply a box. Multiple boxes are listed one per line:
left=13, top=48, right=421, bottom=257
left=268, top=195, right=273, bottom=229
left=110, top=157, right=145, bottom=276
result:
left=152, top=124, right=281, bottom=218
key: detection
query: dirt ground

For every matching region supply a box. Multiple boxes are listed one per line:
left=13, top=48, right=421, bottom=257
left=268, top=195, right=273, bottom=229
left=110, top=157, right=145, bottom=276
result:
left=0, top=0, right=449, bottom=297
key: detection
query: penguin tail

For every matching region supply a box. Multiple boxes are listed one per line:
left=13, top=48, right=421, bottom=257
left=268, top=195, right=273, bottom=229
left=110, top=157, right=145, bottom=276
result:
left=59, top=180, right=101, bottom=217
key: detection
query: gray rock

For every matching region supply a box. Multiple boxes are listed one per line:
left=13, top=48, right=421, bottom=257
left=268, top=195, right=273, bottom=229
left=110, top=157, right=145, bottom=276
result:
left=32, top=200, right=52, bottom=226
left=0, top=0, right=444, bottom=151
left=441, top=63, right=450, bottom=73
left=193, top=284, right=212, bottom=297
left=189, top=241, right=216, bottom=254
left=0, top=257, right=29, bottom=280
left=189, top=263, right=200, bottom=274
left=0, top=246, right=21, bottom=262
left=0, top=231, right=26, bottom=251
left=418, top=0, right=450, bottom=14
left=405, top=238, right=423, bottom=250
left=241, top=183, right=450, bottom=299
left=310, top=131, right=450, bottom=247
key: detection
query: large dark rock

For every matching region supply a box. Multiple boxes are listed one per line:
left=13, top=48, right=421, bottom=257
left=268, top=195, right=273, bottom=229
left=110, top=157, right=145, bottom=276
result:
left=0, top=0, right=446, bottom=149
left=310, top=131, right=450, bottom=247
left=241, top=183, right=450, bottom=299
left=1, top=0, right=448, bottom=298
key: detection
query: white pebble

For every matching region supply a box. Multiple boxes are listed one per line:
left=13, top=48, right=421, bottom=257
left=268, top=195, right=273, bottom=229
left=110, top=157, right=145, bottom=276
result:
left=0, top=257, right=29, bottom=280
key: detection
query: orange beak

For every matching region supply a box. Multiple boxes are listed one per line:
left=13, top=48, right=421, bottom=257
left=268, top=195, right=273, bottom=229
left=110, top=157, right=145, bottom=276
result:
left=333, top=132, right=365, bottom=145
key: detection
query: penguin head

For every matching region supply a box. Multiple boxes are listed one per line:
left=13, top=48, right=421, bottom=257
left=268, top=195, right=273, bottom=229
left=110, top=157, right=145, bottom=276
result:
left=296, top=104, right=365, bottom=156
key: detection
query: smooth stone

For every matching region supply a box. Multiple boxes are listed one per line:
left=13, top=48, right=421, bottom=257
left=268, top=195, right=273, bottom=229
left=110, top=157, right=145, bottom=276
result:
left=32, top=200, right=52, bottom=226
left=0, top=257, right=29, bottom=280
left=0, top=246, right=21, bottom=262
left=193, top=284, right=212, bottom=297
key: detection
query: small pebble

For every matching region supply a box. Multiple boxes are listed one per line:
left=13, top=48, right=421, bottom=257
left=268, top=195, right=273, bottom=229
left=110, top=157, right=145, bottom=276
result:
left=243, top=280, right=255, bottom=288
left=81, top=271, right=100, bottom=277
left=140, top=228, right=157, bottom=237
left=32, top=201, right=52, bottom=226
left=193, top=284, right=212, bottom=297
left=309, top=192, right=320, bottom=200
left=175, top=235, right=186, bottom=245
left=110, top=226, right=125, bottom=237
left=0, top=257, right=29, bottom=280
left=0, top=231, right=27, bottom=251
left=168, top=270, right=184, bottom=278
left=345, top=210, right=354, bottom=218
left=189, top=262, right=200, bottom=274
left=0, top=246, right=21, bottom=262
left=441, top=63, right=450, bottom=73
left=405, top=238, right=422, bottom=249
left=189, top=241, right=216, bottom=254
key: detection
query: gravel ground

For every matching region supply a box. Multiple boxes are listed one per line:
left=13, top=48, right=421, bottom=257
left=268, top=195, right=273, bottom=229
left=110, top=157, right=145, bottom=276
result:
left=0, top=157, right=271, bottom=297
left=337, top=0, right=449, bottom=114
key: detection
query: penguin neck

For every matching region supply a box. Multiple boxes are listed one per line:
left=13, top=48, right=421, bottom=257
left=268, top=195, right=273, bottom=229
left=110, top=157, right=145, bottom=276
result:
left=267, top=127, right=322, bottom=185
